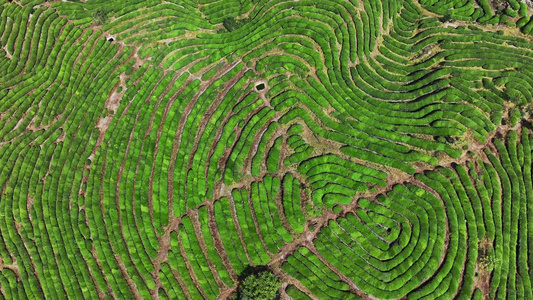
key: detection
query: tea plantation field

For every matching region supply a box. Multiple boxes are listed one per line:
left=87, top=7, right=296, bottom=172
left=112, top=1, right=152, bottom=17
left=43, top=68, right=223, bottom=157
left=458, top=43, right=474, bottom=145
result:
left=1, top=0, right=533, bottom=299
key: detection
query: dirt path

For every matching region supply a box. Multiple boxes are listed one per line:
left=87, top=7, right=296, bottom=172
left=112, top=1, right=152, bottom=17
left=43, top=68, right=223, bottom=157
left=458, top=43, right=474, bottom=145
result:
left=100, top=155, right=143, bottom=300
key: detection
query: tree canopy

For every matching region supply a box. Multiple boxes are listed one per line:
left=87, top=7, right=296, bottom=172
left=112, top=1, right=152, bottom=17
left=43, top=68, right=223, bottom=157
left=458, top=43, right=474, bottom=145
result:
left=92, top=8, right=108, bottom=25
left=239, top=271, right=281, bottom=300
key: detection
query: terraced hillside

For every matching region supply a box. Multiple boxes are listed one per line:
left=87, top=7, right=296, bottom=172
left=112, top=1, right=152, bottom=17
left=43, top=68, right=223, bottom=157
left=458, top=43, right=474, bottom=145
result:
left=1, top=0, right=533, bottom=299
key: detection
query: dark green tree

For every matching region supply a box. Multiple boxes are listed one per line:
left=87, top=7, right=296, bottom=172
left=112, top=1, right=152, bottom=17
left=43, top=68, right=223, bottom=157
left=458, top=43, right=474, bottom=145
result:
left=439, top=15, right=455, bottom=23
left=223, top=17, right=249, bottom=32
left=92, top=8, right=108, bottom=25
left=239, top=271, right=281, bottom=300
left=223, top=17, right=238, bottom=32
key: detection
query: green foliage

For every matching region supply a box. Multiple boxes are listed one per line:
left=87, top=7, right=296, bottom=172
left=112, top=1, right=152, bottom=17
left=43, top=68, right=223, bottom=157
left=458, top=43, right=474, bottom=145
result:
left=439, top=15, right=455, bottom=23
left=239, top=272, right=281, bottom=300
left=479, top=251, right=497, bottom=273
left=509, top=108, right=522, bottom=127
left=92, top=8, right=108, bottom=25
left=4, top=0, right=533, bottom=299
left=223, top=17, right=249, bottom=32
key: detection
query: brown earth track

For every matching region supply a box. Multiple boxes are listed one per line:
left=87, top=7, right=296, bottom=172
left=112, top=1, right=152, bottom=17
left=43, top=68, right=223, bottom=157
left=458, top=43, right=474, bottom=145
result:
left=166, top=60, right=241, bottom=220
left=52, top=113, right=108, bottom=298
left=0, top=254, right=20, bottom=283
left=155, top=63, right=243, bottom=238
left=263, top=127, right=296, bottom=234
left=98, top=65, right=158, bottom=299
left=159, top=215, right=198, bottom=300
left=208, top=96, right=253, bottom=197
left=145, top=69, right=186, bottom=222
left=100, top=154, right=142, bottom=299
left=18, top=216, right=64, bottom=297
left=91, top=104, right=138, bottom=299
left=71, top=28, right=99, bottom=70
left=225, top=184, right=256, bottom=268
left=169, top=265, right=196, bottom=300
left=187, top=209, right=227, bottom=289
left=127, top=71, right=184, bottom=298
left=305, top=241, right=374, bottom=299
left=224, top=106, right=286, bottom=257
left=118, top=71, right=174, bottom=295
left=205, top=199, right=240, bottom=281
left=474, top=237, right=494, bottom=297
left=0, top=12, right=94, bottom=145
left=138, top=58, right=244, bottom=297
left=204, top=197, right=244, bottom=298
left=89, top=242, right=114, bottom=300
left=176, top=224, right=209, bottom=300
left=4, top=157, right=46, bottom=295
left=199, top=66, right=250, bottom=178
left=146, top=68, right=193, bottom=293
left=212, top=112, right=297, bottom=264
left=155, top=61, right=247, bottom=296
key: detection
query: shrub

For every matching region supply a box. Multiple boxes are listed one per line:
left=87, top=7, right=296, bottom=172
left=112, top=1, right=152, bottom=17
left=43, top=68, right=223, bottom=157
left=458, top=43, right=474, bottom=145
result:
left=239, top=271, right=281, bottom=300
left=223, top=17, right=249, bottom=32
left=92, top=8, right=108, bottom=25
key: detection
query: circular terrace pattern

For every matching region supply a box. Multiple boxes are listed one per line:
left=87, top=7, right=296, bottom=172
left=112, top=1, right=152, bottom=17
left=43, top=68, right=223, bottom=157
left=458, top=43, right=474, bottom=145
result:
left=1, top=0, right=533, bottom=299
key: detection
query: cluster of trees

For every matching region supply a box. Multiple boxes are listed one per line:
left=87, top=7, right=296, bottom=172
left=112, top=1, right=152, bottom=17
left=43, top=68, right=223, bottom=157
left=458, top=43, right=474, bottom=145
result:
left=239, top=271, right=280, bottom=300
left=223, top=17, right=249, bottom=32
left=91, top=8, right=108, bottom=25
